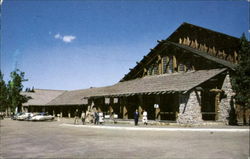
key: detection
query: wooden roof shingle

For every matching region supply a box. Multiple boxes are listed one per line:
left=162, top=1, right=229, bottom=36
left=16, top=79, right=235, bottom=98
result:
left=21, top=89, right=66, bottom=106
left=45, top=69, right=226, bottom=106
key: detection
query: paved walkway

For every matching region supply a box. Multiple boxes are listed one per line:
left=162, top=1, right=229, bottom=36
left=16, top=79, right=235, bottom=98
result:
left=2, top=118, right=249, bottom=159
left=60, top=123, right=250, bottom=132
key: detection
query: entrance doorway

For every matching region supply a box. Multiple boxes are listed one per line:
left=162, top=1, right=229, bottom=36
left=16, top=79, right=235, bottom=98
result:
left=201, top=90, right=216, bottom=120
left=160, top=94, right=178, bottom=121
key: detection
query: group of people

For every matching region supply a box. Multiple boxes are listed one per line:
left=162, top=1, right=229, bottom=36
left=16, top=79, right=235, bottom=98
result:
left=74, top=109, right=104, bottom=125
left=134, top=109, right=148, bottom=126
left=93, top=111, right=104, bottom=125
left=73, top=108, right=148, bottom=126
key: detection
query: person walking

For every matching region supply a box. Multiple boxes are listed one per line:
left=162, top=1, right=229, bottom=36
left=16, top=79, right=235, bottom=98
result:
left=81, top=111, right=86, bottom=125
left=112, top=112, right=118, bottom=124
left=74, top=109, right=79, bottom=125
left=134, top=109, right=139, bottom=126
left=142, top=110, right=148, bottom=125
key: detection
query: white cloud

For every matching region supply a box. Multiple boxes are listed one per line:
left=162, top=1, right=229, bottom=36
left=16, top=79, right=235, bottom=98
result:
left=54, top=33, right=76, bottom=43
left=62, top=36, right=76, bottom=43
left=54, top=33, right=62, bottom=39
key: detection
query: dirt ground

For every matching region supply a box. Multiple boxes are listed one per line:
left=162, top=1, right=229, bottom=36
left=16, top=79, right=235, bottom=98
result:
left=0, top=118, right=249, bottom=159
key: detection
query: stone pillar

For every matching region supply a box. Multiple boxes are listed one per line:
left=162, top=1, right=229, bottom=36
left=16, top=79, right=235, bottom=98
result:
left=121, top=97, right=128, bottom=119
left=177, top=91, right=203, bottom=125
left=123, top=105, right=128, bottom=119
left=173, top=56, right=177, bottom=72
left=218, top=74, right=234, bottom=123
left=155, top=96, right=161, bottom=120
left=108, top=105, right=113, bottom=113
left=155, top=108, right=161, bottom=120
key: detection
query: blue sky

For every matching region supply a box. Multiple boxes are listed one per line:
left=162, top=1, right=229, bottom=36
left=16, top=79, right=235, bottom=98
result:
left=1, top=0, right=249, bottom=90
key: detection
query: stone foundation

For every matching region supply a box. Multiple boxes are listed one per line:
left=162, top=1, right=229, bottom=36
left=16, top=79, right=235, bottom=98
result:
left=177, top=91, right=202, bottom=125
left=218, top=74, right=235, bottom=123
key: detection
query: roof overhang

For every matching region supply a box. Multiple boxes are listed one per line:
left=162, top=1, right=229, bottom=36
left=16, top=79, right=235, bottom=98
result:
left=88, top=68, right=227, bottom=98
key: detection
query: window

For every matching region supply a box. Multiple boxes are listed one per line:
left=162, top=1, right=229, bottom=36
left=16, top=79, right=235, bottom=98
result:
left=152, top=64, right=158, bottom=75
left=147, top=64, right=158, bottom=76
left=147, top=65, right=154, bottom=75
left=168, top=56, right=173, bottom=73
left=162, top=56, right=168, bottom=74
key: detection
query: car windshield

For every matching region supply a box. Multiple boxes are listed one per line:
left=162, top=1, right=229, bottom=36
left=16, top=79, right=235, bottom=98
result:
left=41, top=112, right=48, bottom=116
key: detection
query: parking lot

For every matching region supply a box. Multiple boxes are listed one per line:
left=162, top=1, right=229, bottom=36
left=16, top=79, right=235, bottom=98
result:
left=0, top=118, right=249, bottom=159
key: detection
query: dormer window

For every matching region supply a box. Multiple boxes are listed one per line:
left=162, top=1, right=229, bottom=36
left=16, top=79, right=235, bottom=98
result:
left=153, top=64, right=159, bottom=75
left=162, top=56, right=168, bottom=74
left=168, top=56, right=173, bottom=73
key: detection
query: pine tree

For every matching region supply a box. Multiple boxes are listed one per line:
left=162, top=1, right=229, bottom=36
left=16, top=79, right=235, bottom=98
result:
left=231, top=33, right=250, bottom=125
left=0, top=71, right=8, bottom=112
left=7, top=69, right=30, bottom=113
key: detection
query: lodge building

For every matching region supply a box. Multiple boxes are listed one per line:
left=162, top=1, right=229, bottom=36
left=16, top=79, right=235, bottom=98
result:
left=22, top=22, right=246, bottom=125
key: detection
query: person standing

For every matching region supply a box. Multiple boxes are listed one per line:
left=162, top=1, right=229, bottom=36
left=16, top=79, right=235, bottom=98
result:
left=142, top=110, right=148, bottom=125
left=74, top=109, right=79, bottom=125
left=98, top=111, right=104, bottom=125
left=94, top=111, right=99, bottom=125
left=81, top=111, right=86, bottom=125
left=134, top=109, right=139, bottom=126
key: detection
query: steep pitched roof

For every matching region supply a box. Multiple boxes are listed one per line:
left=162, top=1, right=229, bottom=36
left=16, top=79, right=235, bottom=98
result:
left=21, top=89, right=66, bottom=106
left=121, top=22, right=239, bottom=81
left=167, top=22, right=240, bottom=54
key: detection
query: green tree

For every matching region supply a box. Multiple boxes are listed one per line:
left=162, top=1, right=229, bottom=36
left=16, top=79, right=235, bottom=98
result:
left=231, top=33, right=250, bottom=125
left=7, top=69, right=30, bottom=113
left=0, top=71, right=9, bottom=112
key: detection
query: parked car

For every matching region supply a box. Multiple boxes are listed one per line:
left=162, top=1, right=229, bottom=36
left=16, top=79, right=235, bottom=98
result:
left=29, top=112, right=54, bottom=121
left=16, top=113, right=34, bottom=121
left=11, top=112, right=23, bottom=120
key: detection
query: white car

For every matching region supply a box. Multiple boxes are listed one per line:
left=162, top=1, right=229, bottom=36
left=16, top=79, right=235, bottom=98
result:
left=30, top=113, right=54, bottom=121
left=16, top=113, right=34, bottom=120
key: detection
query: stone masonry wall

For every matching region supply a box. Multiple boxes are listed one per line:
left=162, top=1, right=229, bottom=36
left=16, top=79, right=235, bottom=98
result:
left=177, top=91, right=203, bottom=125
left=218, top=74, right=234, bottom=123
